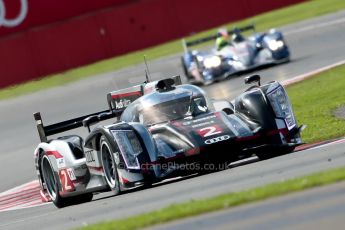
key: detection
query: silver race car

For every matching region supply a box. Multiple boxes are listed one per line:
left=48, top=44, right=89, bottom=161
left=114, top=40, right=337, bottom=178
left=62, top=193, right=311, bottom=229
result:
left=33, top=75, right=303, bottom=208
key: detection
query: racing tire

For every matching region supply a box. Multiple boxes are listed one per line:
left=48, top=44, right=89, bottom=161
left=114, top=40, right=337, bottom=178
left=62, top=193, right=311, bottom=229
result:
left=73, top=193, right=94, bottom=204
left=100, top=136, right=121, bottom=196
left=41, top=155, right=93, bottom=208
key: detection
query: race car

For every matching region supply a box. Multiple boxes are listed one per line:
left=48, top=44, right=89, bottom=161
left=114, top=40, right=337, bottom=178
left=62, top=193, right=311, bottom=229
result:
left=181, top=25, right=290, bottom=85
left=33, top=74, right=303, bottom=208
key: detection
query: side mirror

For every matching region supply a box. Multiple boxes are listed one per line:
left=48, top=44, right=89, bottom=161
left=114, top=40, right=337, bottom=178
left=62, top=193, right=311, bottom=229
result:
left=82, top=115, right=100, bottom=132
left=244, top=74, right=261, bottom=86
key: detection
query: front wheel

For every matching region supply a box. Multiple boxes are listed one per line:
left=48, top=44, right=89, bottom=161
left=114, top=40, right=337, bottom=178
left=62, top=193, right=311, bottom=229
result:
left=41, top=155, right=65, bottom=207
left=100, top=136, right=121, bottom=195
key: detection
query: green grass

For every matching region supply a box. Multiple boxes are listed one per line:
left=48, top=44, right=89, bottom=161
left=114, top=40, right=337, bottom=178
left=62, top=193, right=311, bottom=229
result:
left=79, top=166, right=345, bottom=230
left=287, top=64, right=345, bottom=143
left=1, top=0, right=345, bottom=100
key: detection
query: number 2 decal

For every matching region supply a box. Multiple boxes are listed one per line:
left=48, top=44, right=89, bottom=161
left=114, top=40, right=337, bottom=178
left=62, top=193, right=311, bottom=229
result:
left=59, top=169, right=75, bottom=192
left=198, top=125, right=222, bottom=137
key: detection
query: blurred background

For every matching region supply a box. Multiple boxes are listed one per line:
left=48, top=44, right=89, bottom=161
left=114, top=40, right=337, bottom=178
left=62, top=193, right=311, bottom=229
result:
left=0, top=0, right=303, bottom=88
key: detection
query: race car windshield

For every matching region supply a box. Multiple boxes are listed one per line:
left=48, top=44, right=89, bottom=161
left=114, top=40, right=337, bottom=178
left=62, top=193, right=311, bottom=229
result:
left=139, top=96, right=208, bottom=125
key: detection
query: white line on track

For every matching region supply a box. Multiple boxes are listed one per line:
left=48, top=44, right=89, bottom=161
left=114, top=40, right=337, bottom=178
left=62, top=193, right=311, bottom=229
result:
left=282, top=59, right=345, bottom=86
left=1, top=201, right=50, bottom=213
left=285, top=17, right=345, bottom=36
left=307, top=138, right=345, bottom=151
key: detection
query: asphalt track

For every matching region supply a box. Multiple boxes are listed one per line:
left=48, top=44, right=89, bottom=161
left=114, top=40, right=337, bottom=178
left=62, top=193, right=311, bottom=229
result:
left=0, top=9, right=345, bottom=230
left=149, top=180, right=345, bottom=230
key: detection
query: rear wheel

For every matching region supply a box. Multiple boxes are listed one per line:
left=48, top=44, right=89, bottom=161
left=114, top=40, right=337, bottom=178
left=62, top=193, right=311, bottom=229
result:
left=100, top=136, right=121, bottom=195
left=41, top=156, right=61, bottom=205
left=41, top=155, right=93, bottom=208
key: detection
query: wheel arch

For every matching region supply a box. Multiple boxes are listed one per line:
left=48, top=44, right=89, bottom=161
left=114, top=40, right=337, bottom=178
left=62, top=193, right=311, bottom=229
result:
left=35, top=141, right=73, bottom=195
left=85, top=127, right=115, bottom=151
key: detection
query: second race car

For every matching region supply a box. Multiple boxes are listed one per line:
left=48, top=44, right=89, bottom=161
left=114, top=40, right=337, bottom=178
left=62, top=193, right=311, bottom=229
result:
left=181, top=25, right=290, bottom=85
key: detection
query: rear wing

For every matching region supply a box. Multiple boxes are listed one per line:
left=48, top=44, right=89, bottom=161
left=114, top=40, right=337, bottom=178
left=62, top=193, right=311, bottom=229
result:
left=182, top=24, right=256, bottom=52
left=33, top=109, right=121, bottom=142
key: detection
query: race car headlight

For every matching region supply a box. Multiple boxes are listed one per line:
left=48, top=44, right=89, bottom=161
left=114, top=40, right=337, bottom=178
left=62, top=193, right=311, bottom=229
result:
left=203, top=56, right=222, bottom=68
left=267, top=86, right=296, bottom=130
left=268, top=40, right=284, bottom=51
left=111, top=130, right=142, bottom=169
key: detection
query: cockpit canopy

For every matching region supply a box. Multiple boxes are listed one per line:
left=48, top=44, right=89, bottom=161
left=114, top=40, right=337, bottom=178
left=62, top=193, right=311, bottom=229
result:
left=120, top=85, right=213, bottom=125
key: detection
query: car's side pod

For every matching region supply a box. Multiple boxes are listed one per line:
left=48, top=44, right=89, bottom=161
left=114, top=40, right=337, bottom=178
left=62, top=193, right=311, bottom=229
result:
left=234, top=85, right=277, bottom=132
left=237, top=75, right=282, bottom=131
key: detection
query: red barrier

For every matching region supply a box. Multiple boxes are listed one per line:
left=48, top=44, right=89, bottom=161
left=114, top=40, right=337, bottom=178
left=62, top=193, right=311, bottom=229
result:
left=0, top=0, right=133, bottom=37
left=0, top=0, right=305, bottom=88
